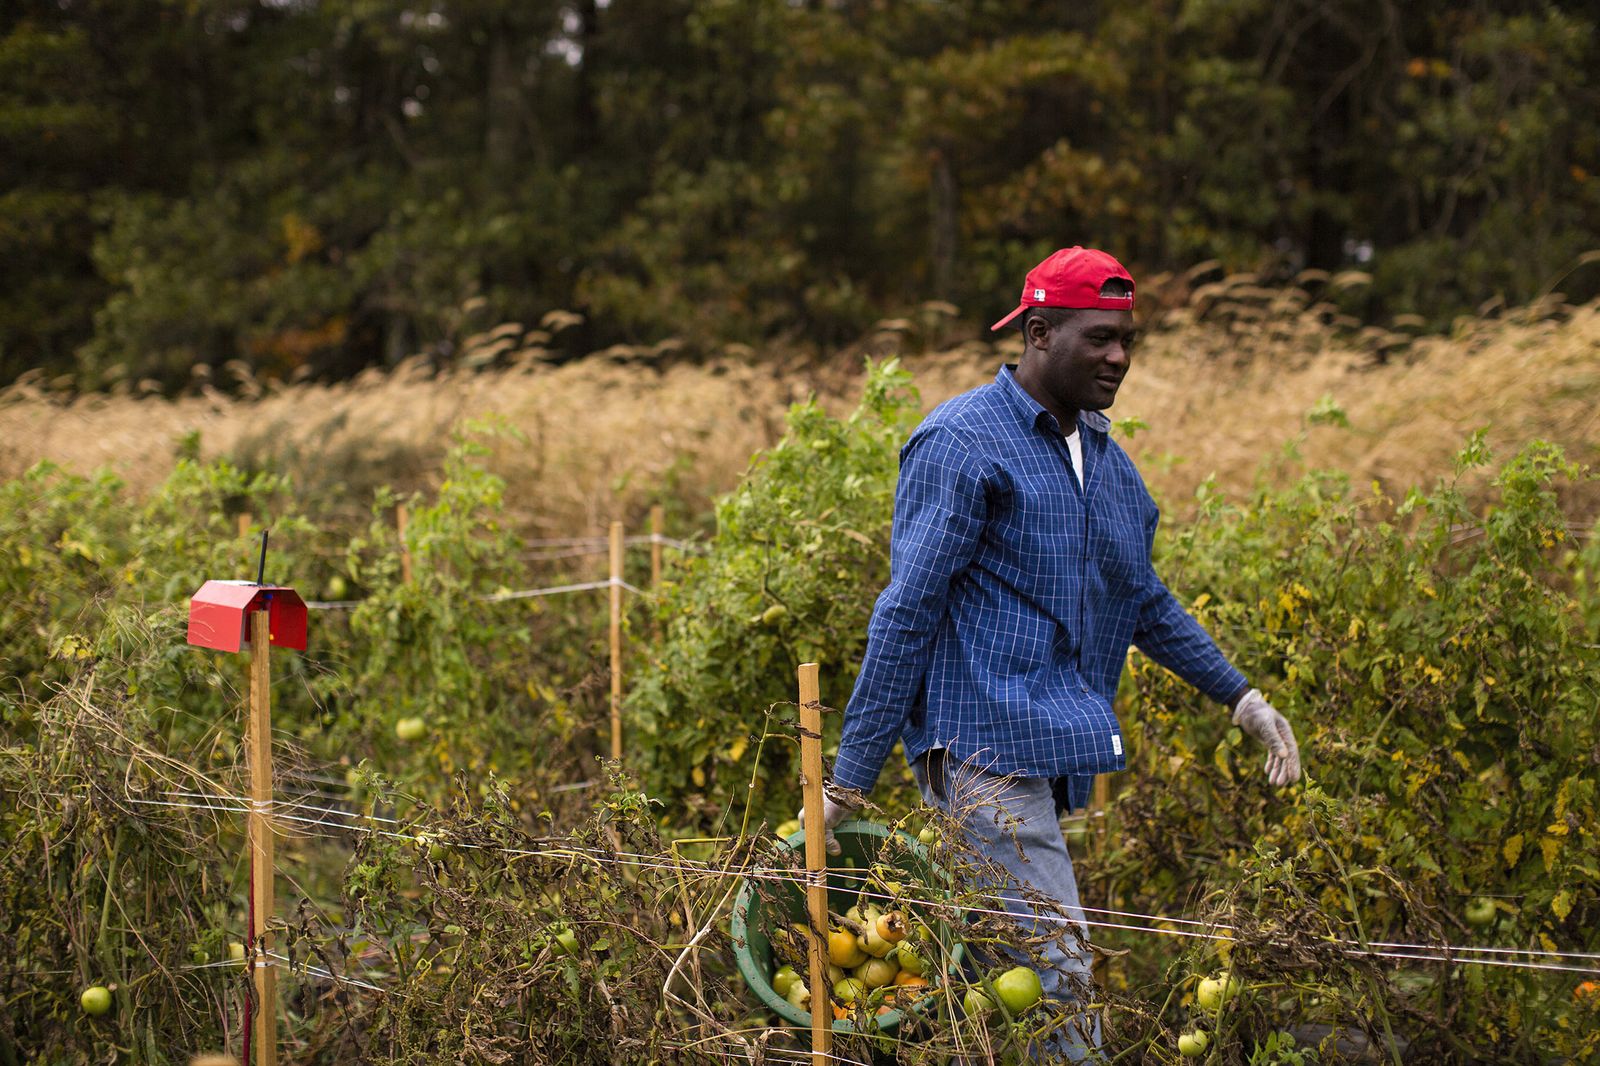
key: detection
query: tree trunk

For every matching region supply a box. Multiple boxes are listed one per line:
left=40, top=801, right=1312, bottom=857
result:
left=573, top=0, right=600, bottom=153
left=485, top=27, right=520, bottom=180
left=929, top=145, right=958, bottom=300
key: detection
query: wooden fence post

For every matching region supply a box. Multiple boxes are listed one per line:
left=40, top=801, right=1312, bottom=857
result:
left=1090, top=774, right=1110, bottom=860
left=609, top=521, right=624, bottom=763
left=797, top=662, right=832, bottom=1064
left=248, top=610, right=278, bottom=1066
left=649, top=505, right=664, bottom=588
left=396, top=503, right=413, bottom=584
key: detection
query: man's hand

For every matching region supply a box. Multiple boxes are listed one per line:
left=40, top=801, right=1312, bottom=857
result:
left=797, top=782, right=859, bottom=856
left=1232, top=689, right=1301, bottom=786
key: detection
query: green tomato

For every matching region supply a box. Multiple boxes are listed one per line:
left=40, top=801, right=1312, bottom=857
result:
left=785, top=979, right=811, bottom=1011
left=1195, top=973, right=1241, bottom=1011
left=894, top=942, right=927, bottom=977
left=833, top=977, right=866, bottom=1004
left=772, top=965, right=799, bottom=997
left=963, top=986, right=995, bottom=1017
left=1465, top=897, right=1498, bottom=927
left=394, top=716, right=427, bottom=742
left=1178, top=1029, right=1210, bottom=1057
left=917, top=825, right=940, bottom=845
left=323, top=575, right=348, bottom=601
left=854, top=957, right=898, bottom=989
left=993, top=965, right=1043, bottom=1014
left=228, top=941, right=246, bottom=963
left=80, top=986, right=112, bottom=1016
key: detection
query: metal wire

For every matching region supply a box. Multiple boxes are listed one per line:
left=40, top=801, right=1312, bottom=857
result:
left=306, top=575, right=646, bottom=610
left=105, top=790, right=1600, bottom=978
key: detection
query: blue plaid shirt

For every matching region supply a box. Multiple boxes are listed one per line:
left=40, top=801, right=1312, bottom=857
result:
left=832, top=365, right=1248, bottom=802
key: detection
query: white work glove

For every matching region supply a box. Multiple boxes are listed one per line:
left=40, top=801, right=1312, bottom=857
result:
left=797, top=781, right=858, bottom=856
left=1232, top=688, right=1301, bottom=786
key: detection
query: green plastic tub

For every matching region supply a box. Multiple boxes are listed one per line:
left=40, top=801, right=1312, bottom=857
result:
left=731, top=819, right=965, bottom=1034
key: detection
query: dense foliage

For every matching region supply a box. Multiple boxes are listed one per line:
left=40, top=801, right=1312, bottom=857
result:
left=628, top=360, right=925, bottom=830
left=0, top=425, right=634, bottom=1060
left=4, top=1, right=1599, bottom=387
left=634, top=363, right=1600, bottom=1059
left=2, top=361, right=1598, bottom=1062
left=1106, top=431, right=1600, bottom=1060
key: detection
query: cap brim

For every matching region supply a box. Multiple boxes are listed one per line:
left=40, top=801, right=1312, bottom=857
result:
left=989, top=304, right=1026, bottom=331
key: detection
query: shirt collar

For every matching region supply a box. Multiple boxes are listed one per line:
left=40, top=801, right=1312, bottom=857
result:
left=995, top=365, right=1111, bottom=438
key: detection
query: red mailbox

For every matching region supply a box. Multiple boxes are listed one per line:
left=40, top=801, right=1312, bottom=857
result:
left=187, top=580, right=308, bottom=653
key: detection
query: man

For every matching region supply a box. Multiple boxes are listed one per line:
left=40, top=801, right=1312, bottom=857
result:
left=803, top=247, right=1301, bottom=1058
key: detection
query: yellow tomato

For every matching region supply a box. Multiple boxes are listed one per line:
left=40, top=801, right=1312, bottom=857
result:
left=828, top=928, right=867, bottom=968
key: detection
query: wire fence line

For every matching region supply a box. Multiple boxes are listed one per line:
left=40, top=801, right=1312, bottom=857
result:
left=67, top=786, right=1600, bottom=980
left=14, top=773, right=1598, bottom=1066
left=519, top=533, right=704, bottom=551
left=305, top=574, right=647, bottom=611
left=295, top=523, right=698, bottom=609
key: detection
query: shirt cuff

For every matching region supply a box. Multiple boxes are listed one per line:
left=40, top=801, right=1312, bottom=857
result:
left=830, top=746, right=887, bottom=796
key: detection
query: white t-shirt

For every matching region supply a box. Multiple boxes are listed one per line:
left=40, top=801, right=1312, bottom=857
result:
left=1064, top=428, right=1084, bottom=487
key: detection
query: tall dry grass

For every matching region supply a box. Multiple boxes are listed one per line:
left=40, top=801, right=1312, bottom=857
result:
left=3, top=283, right=1596, bottom=539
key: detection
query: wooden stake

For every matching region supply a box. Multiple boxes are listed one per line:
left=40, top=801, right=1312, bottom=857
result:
left=1089, top=773, right=1117, bottom=984
left=649, top=505, right=665, bottom=640
left=247, top=610, right=278, bottom=1066
left=797, top=662, right=832, bottom=1064
left=238, top=513, right=251, bottom=539
left=609, top=521, right=624, bottom=763
left=649, top=505, right=664, bottom=588
left=1090, top=773, right=1110, bottom=860
left=396, top=504, right=413, bottom=584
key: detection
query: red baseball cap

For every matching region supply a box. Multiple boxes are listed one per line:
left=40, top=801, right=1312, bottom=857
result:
left=990, top=246, right=1135, bottom=331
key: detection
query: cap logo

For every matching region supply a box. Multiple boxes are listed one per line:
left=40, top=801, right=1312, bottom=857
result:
left=1032, top=288, right=1046, bottom=301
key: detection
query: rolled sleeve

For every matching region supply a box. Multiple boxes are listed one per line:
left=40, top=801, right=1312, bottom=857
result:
left=832, top=427, right=988, bottom=794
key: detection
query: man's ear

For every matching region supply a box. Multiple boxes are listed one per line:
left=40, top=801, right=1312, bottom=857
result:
left=1021, top=316, right=1047, bottom=352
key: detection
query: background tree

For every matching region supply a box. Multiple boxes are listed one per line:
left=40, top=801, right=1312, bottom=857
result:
left=0, top=0, right=1595, bottom=389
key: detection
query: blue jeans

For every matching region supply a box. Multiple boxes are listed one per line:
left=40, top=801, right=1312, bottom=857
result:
left=912, top=750, right=1104, bottom=1061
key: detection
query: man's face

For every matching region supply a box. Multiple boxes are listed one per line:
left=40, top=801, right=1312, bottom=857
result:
left=1023, top=309, right=1138, bottom=415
